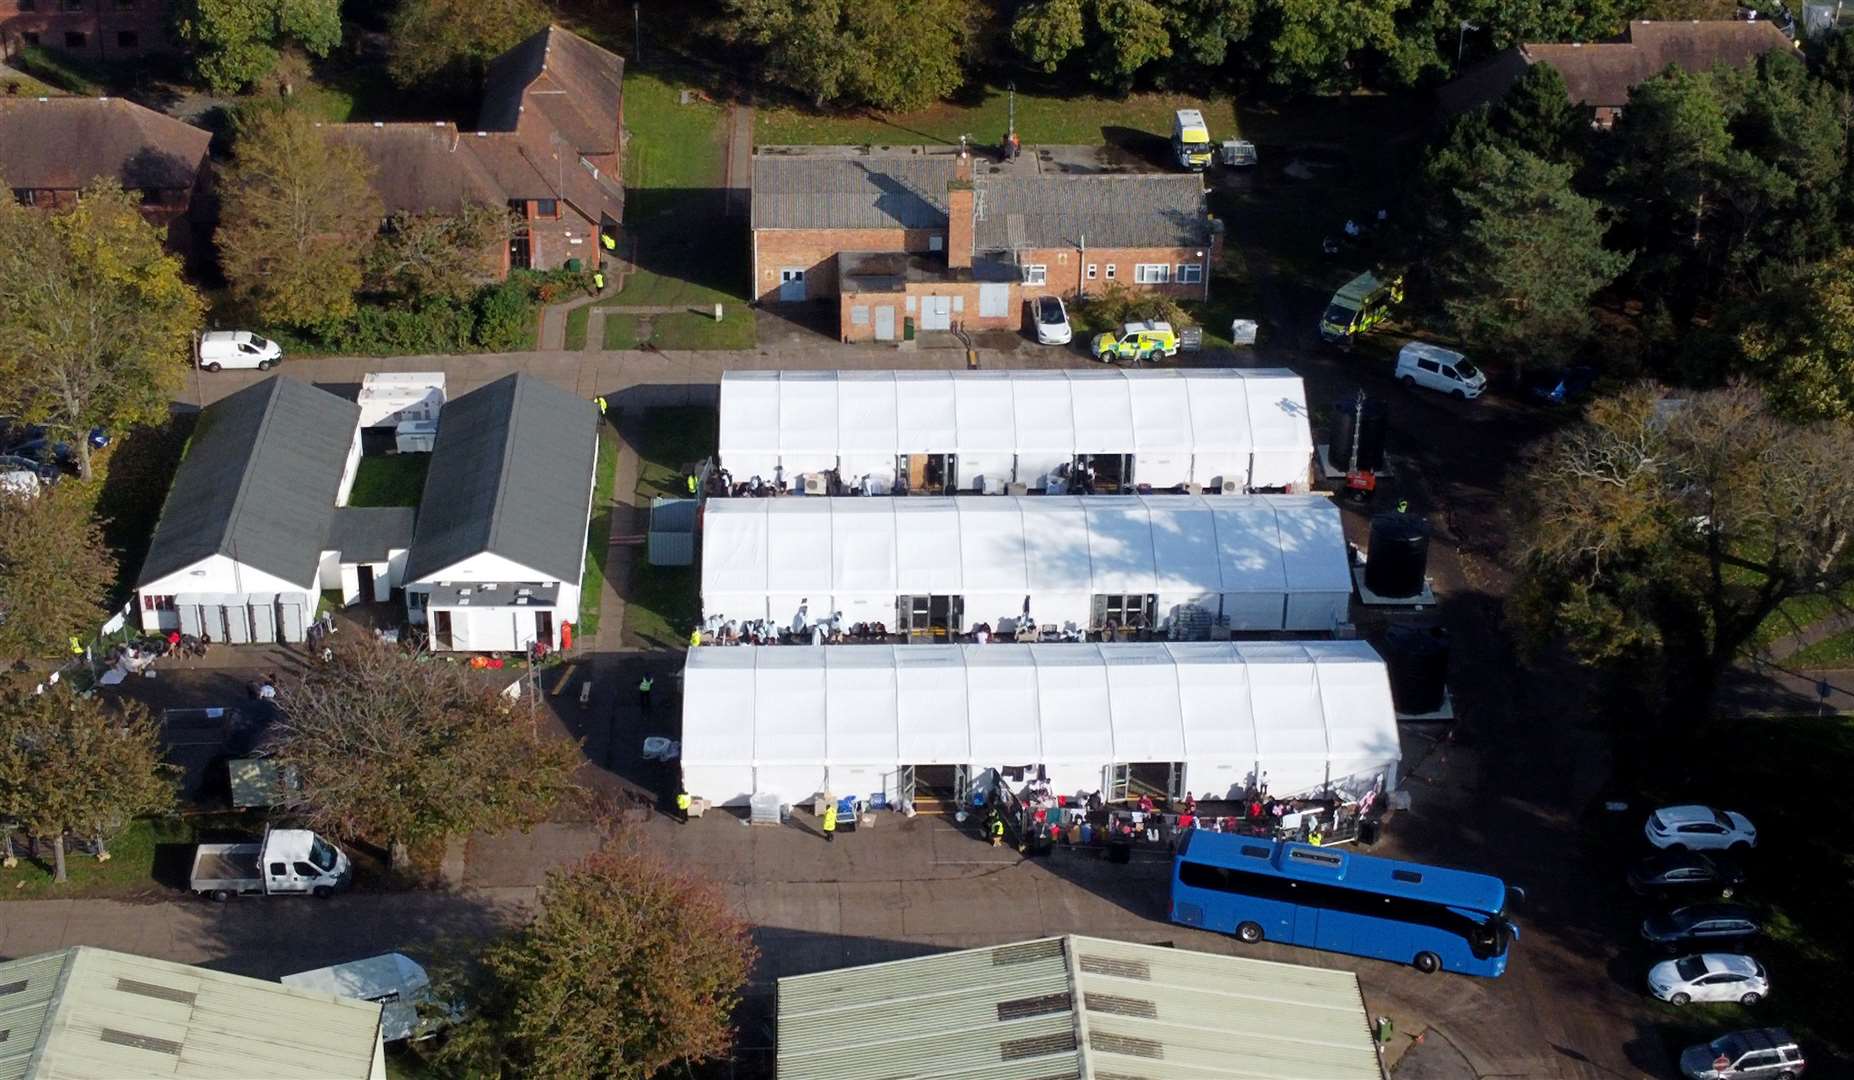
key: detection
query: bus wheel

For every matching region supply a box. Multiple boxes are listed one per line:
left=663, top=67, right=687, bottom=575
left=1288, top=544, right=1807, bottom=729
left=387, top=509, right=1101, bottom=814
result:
left=1236, top=922, right=1263, bottom=944
left=1413, top=951, right=1441, bottom=974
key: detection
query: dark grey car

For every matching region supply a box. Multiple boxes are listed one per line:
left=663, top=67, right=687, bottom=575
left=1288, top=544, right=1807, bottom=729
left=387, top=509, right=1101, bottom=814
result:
left=1642, top=903, right=1760, bottom=951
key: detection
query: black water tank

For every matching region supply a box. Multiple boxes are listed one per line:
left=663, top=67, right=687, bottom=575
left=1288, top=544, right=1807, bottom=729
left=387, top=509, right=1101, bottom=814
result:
left=1365, top=513, right=1430, bottom=598
left=1385, top=624, right=1449, bottom=714
left=1330, top=399, right=1389, bottom=471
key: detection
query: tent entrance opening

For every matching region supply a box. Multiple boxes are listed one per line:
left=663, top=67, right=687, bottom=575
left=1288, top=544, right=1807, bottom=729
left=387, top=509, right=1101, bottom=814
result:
left=898, top=594, right=963, bottom=641
left=433, top=610, right=453, bottom=650
left=899, top=453, right=957, bottom=494
left=1091, top=593, right=1157, bottom=639
left=1109, top=762, right=1185, bottom=804
left=907, top=765, right=968, bottom=814
left=1073, top=453, right=1132, bottom=494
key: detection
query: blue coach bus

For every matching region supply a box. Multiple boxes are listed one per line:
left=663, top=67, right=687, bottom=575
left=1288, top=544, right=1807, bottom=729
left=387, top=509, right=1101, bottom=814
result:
left=1170, top=832, right=1519, bottom=977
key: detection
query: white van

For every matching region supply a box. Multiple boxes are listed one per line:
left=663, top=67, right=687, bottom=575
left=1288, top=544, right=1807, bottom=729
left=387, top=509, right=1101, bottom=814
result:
left=1396, top=342, right=1486, bottom=400
left=198, top=330, right=282, bottom=372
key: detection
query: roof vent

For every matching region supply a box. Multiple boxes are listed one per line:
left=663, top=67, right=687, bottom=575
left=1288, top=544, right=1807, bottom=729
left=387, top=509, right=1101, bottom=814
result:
left=115, top=978, right=197, bottom=1006
left=996, top=992, right=1072, bottom=1022
left=992, top=940, right=1063, bottom=967
left=100, top=1029, right=182, bottom=1056
left=0, top=981, right=26, bottom=997
left=482, top=583, right=498, bottom=591
left=1000, top=1031, right=1077, bottom=1061
left=1084, top=993, right=1157, bottom=1019
left=457, top=598, right=470, bottom=606
left=1089, top=1032, right=1163, bottom=1060
left=516, top=588, right=532, bottom=597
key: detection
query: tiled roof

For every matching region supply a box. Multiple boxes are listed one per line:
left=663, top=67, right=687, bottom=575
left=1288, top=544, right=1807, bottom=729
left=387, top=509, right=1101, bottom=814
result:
left=973, top=174, right=1209, bottom=251
left=752, top=156, right=955, bottom=230
left=480, top=26, right=624, bottom=155
left=0, top=96, right=209, bottom=191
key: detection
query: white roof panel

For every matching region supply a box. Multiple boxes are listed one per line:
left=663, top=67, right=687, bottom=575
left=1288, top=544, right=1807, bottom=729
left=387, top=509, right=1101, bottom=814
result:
left=1103, top=643, right=1186, bottom=761
left=701, top=502, right=769, bottom=593
left=1237, top=642, right=1329, bottom=765
left=1083, top=498, right=1158, bottom=594
left=777, top=372, right=840, bottom=455
left=961, top=646, right=1043, bottom=763
left=1312, top=641, right=1399, bottom=772
left=1066, top=371, right=1136, bottom=453
left=1169, top=643, right=1259, bottom=764
left=894, top=646, right=971, bottom=761
left=955, top=499, right=1029, bottom=593
left=895, top=373, right=957, bottom=451
left=952, top=373, right=1017, bottom=450
left=836, top=373, right=899, bottom=451
left=1241, top=369, right=1314, bottom=453
left=1011, top=372, right=1075, bottom=452
left=753, top=649, right=828, bottom=764
left=1211, top=499, right=1290, bottom=593
left=828, top=500, right=898, bottom=593
left=1030, top=645, right=1116, bottom=760
left=1018, top=499, right=1093, bottom=592
left=894, top=500, right=963, bottom=592
left=681, top=648, right=758, bottom=765
left=764, top=500, right=835, bottom=592
left=1126, top=371, right=1195, bottom=452
left=1275, top=496, right=1353, bottom=593
left=1143, top=496, right=1223, bottom=595
left=717, top=371, right=781, bottom=455
left=1184, top=371, right=1253, bottom=452
left=824, top=647, right=900, bottom=764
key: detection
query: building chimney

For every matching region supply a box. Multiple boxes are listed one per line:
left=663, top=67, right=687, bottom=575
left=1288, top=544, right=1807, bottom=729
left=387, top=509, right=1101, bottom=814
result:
left=947, top=148, right=974, bottom=270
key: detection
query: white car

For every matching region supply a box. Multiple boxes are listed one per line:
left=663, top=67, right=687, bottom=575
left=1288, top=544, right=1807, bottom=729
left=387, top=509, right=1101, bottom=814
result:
left=198, top=330, right=282, bottom=372
left=1031, top=295, right=1072, bottom=345
left=1395, top=342, right=1486, bottom=400
left=1646, top=805, right=1758, bottom=853
left=1649, top=953, right=1768, bottom=1007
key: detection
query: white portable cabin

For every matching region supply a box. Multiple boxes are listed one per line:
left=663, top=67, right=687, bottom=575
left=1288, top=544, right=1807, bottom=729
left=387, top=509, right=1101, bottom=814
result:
left=679, top=641, right=1401, bottom=808
left=356, top=372, right=446, bottom=430
left=700, top=494, right=1352, bottom=636
left=716, top=369, right=1314, bottom=494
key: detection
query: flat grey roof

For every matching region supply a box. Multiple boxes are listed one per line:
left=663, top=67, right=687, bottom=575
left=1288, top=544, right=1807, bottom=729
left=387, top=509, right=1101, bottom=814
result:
left=425, top=581, right=560, bottom=608
left=138, top=378, right=360, bottom=589
left=777, top=935, right=1383, bottom=1080
left=405, top=373, right=598, bottom=583
left=327, top=506, right=417, bottom=563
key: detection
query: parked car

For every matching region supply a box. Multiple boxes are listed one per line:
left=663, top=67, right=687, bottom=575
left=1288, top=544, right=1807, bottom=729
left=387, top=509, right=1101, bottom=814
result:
left=1679, top=1028, right=1804, bottom=1079
left=1628, top=850, right=1744, bottom=899
left=1642, top=903, right=1761, bottom=951
left=1032, top=295, right=1072, bottom=345
left=1395, top=342, right=1486, bottom=400
left=1523, top=365, right=1598, bottom=406
left=198, top=330, right=282, bottom=372
left=1645, top=805, right=1757, bottom=852
left=1648, top=953, right=1769, bottom=1007
left=1092, top=320, right=1179, bottom=363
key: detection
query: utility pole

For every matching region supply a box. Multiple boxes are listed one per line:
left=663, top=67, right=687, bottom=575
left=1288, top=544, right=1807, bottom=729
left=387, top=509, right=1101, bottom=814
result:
left=633, top=3, right=642, bottom=65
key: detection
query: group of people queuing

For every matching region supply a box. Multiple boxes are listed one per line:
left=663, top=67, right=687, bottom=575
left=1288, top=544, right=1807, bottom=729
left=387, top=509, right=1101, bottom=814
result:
left=1002, top=777, right=1375, bottom=853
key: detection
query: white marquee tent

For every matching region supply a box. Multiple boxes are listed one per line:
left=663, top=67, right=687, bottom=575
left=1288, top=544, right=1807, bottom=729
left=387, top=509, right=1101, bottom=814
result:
left=680, top=641, right=1400, bottom=807
left=701, top=494, right=1352, bottom=634
left=717, top=369, right=1314, bottom=493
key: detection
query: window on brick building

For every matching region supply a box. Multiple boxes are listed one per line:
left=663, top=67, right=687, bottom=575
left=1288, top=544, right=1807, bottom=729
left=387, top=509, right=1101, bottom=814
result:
left=12, top=189, right=35, bottom=206
left=1085, top=264, right=1097, bottom=280
left=1178, top=263, right=1203, bottom=284
left=1022, top=264, right=1047, bottom=286
left=64, top=30, right=88, bottom=48
left=1103, top=264, right=1116, bottom=280
left=117, top=30, right=139, bottom=48
left=141, top=595, right=176, bottom=613
left=534, top=198, right=558, bottom=218
left=1134, top=263, right=1171, bottom=284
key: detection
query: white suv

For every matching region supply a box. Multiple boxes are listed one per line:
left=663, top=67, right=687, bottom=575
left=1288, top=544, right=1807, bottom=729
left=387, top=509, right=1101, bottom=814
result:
left=1396, top=342, right=1486, bottom=400
left=1646, top=805, right=1757, bottom=853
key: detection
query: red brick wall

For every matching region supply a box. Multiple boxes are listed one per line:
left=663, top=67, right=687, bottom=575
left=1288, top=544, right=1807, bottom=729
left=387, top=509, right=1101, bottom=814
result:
left=1, top=0, right=173, bottom=60
left=753, top=227, right=943, bottom=303
left=1015, top=244, right=1214, bottom=300
left=838, top=280, right=1021, bottom=343
left=512, top=199, right=602, bottom=274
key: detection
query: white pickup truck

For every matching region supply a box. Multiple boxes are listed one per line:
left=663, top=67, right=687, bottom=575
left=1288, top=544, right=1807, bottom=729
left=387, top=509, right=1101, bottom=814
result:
left=189, top=826, right=350, bottom=901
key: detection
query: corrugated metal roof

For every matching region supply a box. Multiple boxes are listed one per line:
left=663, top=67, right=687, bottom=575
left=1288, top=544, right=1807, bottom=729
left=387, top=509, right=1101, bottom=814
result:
left=0, top=948, right=383, bottom=1079
left=752, top=157, right=955, bottom=230
left=404, top=373, right=599, bottom=583
left=973, top=175, right=1209, bottom=252
left=137, top=377, right=360, bottom=589
left=776, top=936, right=1382, bottom=1080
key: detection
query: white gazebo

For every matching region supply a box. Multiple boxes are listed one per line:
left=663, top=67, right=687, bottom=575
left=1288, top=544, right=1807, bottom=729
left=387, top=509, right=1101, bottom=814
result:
left=717, top=369, right=1314, bottom=494
left=679, top=641, right=1401, bottom=808
left=700, top=494, right=1352, bottom=635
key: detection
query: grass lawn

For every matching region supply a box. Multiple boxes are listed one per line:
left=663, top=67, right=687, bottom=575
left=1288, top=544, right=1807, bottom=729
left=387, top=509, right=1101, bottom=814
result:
left=624, top=564, right=698, bottom=650
left=622, top=70, right=727, bottom=191
left=1640, top=716, right=1854, bottom=1062
left=0, top=818, right=192, bottom=900
left=564, top=305, right=590, bottom=351
left=602, top=313, right=642, bottom=350
left=617, top=406, right=714, bottom=648
left=758, top=84, right=1227, bottom=146
left=633, top=407, right=717, bottom=502
left=1788, top=626, right=1854, bottom=669
left=346, top=454, right=430, bottom=508
left=578, top=429, right=618, bottom=639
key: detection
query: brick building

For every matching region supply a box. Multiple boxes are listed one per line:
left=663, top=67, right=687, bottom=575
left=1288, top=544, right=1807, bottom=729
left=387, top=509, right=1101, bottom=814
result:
left=750, top=147, right=1219, bottom=343
left=0, top=95, right=209, bottom=255
left=326, top=25, right=624, bottom=278
left=0, top=0, right=172, bottom=62
left=1439, top=19, right=1796, bottom=128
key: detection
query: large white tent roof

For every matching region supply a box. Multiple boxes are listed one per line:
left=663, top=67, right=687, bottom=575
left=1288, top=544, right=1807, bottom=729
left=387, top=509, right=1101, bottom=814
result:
left=681, top=640, right=1398, bottom=781
left=718, top=369, right=1313, bottom=485
left=702, top=494, right=1350, bottom=600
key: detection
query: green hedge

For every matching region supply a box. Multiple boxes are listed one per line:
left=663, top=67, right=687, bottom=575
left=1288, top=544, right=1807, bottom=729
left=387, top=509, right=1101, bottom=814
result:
left=285, top=269, right=589, bottom=356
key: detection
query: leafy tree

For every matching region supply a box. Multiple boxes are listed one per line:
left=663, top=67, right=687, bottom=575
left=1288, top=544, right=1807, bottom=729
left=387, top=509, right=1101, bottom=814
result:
left=1012, top=0, right=1087, bottom=73
left=437, top=844, right=757, bottom=1079
left=1011, top=0, right=1248, bottom=86
left=1259, top=0, right=1414, bottom=91
left=218, top=108, right=382, bottom=327
left=722, top=0, right=977, bottom=111
left=1160, top=0, right=1256, bottom=68
left=1089, top=0, right=1174, bottom=90
left=0, top=182, right=202, bottom=481
left=1736, top=249, right=1854, bottom=421
left=366, top=205, right=512, bottom=302
left=0, top=485, right=117, bottom=667
left=1437, top=145, right=1632, bottom=370
left=388, top=0, right=549, bottom=90
left=1509, top=384, right=1854, bottom=721
left=0, top=686, right=176, bottom=882
left=170, top=0, right=343, bottom=93
left=270, top=637, right=581, bottom=865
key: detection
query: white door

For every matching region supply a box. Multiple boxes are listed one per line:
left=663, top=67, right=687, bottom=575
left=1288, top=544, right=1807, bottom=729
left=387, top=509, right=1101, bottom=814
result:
left=779, top=269, right=806, bottom=302
left=874, top=305, right=896, bottom=341
left=920, top=295, right=952, bottom=331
